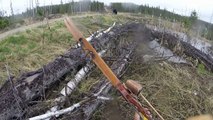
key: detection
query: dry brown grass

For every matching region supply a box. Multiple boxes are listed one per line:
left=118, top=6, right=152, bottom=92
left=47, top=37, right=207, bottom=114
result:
left=91, top=60, right=213, bottom=120
left=121, top=59, right=213, bottom=119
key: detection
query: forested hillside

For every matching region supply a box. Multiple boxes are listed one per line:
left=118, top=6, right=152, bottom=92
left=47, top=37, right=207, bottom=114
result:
left=110, top=2, right=213, bottom=40
left=23, top=0, right=104, bottom=17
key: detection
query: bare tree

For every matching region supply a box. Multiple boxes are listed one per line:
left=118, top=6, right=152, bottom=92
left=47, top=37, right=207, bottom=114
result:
left=32, top=0, right=34, bottom=17
left=0, top=10, right=6, bottom=17
left=10, top=0, right=14, bottom=18
left=50, top=1, right=53, bottom=14
left=35, top=0, right=39, bottom=15
left=79, top=0, right=82, bottom=12
left=72, top=0, right=75, bottom=13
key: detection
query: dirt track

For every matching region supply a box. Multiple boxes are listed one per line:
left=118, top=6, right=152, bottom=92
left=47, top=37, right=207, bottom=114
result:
left=0, top=14, right=97, bottom=41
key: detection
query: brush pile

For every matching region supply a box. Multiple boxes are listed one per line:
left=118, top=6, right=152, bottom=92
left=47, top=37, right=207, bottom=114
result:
left=0, top=23, right=140, bottom=119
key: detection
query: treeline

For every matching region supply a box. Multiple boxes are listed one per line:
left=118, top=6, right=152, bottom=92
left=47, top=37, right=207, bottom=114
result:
left=110, top=3, right=198, bottom=29
left=23, top=1, right=104, bottom=18
left=111, top=3, right=191, bottom=24
left=110, top=3, right=213, bottom=40
left=0, top=0, right=104, bottom=30
left=110, top=3, right=138, bottom=13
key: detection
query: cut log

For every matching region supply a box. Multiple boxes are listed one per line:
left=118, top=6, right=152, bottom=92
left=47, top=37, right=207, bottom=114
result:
left=60, top=50, right=106, bottom=96
left=0, top=23, right=138, bottom=119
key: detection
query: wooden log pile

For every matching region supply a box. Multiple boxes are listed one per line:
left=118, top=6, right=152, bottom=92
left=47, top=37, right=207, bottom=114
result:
left=70, top=45, right=135, bottom=120
left=0, top=23, right=139, bottom=119
left=29, top=43, right=135, bottom=120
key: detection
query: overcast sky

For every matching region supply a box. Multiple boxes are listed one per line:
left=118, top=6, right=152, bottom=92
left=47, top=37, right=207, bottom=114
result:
left=0, top=0, right=213, bottom=23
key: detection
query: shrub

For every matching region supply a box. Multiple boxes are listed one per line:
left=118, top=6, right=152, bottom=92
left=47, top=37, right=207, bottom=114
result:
left=0, top=17, right=9, bottom=30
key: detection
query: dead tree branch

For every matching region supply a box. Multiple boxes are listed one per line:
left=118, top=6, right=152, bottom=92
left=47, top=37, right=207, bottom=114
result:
left=149, top=26, right=213, bottom=71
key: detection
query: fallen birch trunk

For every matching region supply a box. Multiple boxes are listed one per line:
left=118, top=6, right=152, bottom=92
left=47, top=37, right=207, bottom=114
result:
left=60, top=50, right=106, bottom=96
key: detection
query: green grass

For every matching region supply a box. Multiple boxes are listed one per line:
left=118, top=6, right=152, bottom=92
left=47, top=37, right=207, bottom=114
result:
left=0, top=19, right=76, bottom=82
left=0, top=46, right=11, bottom=53
left=72, top=14, right=129, bottom=36
left=26, top=29, right=31, bottom=34
left=0, top=14, right=122, bottom=84
left=0, top=34, right=28, bottom=61
left=6, top=35, right=27, bottom=45
left=197, top=63, right=213, bottom=76
left=28, top=42, right=37, bottom=49
left=52, top=21, right=65, bottom=30
left=122, top=61, right=213, bottom=119
left=197, top=63, right=207, bottom=74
